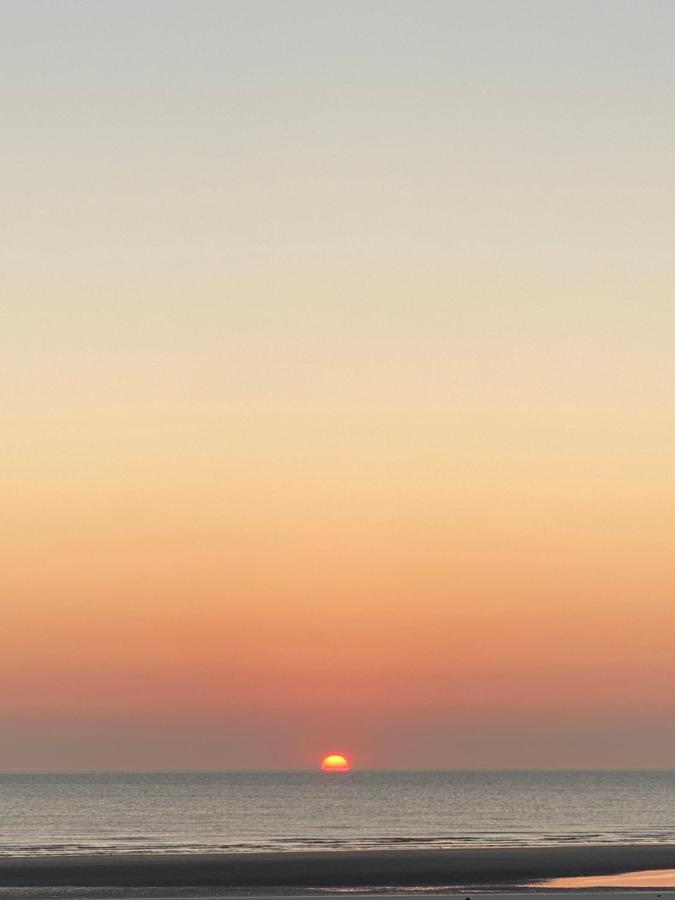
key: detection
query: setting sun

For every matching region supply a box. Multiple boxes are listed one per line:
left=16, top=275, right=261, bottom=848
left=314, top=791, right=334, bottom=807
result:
left=321, top=754, right=351, bottom=772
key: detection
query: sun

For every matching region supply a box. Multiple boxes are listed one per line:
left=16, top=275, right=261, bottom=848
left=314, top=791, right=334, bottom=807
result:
left=321, top=753, right=351, bottom=772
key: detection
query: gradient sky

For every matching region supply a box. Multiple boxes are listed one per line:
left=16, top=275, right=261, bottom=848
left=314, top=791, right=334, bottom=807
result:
left=2, top=0, right=675, bottom=770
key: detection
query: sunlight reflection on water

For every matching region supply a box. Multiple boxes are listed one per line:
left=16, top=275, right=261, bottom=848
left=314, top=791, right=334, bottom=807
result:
left=534, top=869, right=675, bottom=888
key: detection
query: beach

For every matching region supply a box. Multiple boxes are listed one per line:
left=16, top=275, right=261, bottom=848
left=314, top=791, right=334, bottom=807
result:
left=2, top=844, right=675, bottom=891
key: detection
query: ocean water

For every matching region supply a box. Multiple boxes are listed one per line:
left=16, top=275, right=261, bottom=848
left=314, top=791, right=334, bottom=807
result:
left=1, top=770, right=675, bottom=858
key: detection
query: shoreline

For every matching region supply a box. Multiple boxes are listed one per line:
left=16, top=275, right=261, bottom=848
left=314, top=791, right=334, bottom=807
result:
left=2, top=845, right=675, bottom=890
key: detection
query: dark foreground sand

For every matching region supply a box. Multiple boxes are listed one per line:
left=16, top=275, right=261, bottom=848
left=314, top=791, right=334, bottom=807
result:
left=1, top=845, right=675, bottom=890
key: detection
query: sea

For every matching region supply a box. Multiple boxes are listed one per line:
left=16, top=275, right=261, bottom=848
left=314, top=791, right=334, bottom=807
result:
left=2, top=770, right=675, bottom=858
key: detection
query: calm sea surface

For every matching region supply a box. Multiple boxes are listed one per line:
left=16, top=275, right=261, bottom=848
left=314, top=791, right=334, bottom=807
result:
left=1, top=771, right=675, bottom=857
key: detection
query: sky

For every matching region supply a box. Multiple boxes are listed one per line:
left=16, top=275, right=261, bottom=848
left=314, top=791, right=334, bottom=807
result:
left=2, top=0, right=675, bottom=771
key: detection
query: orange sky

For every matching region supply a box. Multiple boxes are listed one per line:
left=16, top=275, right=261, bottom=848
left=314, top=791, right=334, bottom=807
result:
left=4, top=403, right=675, bottom=768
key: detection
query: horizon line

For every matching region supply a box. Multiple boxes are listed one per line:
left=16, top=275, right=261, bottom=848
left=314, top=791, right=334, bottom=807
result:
left=3, top=766, right=675, bottom=776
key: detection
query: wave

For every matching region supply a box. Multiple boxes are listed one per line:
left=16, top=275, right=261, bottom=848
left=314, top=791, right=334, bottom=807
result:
left=3, top=831, right=675, bottom=858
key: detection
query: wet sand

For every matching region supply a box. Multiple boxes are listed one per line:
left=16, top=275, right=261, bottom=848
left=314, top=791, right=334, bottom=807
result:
left=1, top=844, right=675, bottom=890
